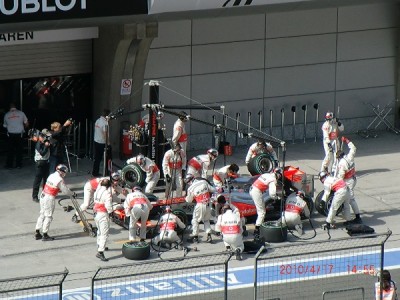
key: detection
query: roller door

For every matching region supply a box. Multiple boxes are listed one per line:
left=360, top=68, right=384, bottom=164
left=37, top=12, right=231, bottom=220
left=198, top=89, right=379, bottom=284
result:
left=0, top=39, right=92, bottom=80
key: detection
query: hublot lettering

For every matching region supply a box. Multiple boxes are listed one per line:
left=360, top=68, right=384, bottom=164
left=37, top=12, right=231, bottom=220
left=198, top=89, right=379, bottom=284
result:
left=0, top=0, right=87, bottom=16
left=0, top=31, right=33, bottom=42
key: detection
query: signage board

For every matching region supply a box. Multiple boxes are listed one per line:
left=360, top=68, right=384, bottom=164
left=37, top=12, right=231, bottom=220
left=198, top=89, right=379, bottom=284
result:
left=120, top=78, right=132, bottom=96
left=0, top=0, right=148, bottom=24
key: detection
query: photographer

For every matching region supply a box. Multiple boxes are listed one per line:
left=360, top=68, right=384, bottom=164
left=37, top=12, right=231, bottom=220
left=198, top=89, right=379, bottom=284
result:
left=49, top=119, right=72, bottom=172
left=32, top=129, right=52, bottom=203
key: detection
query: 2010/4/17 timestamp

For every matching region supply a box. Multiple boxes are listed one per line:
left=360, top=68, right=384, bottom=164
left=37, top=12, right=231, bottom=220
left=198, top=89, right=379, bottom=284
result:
left=279, top=264, right=334, bottom=275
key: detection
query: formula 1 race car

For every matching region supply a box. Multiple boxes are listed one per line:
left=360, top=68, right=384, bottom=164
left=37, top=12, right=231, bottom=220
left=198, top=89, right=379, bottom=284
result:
left=110, top=165, right=315, bottom=230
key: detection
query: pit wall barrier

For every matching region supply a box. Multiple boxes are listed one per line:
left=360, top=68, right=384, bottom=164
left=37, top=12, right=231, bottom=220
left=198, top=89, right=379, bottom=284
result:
left=0, top=231, right=391, bottom=300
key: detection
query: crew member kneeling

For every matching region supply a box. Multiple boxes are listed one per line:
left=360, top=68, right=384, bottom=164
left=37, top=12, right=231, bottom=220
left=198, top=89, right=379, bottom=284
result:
left=280, top=191, right=310, bottom=235
left=152, top=206, right=186, bottom=247
left=215, top=205, right=244, bottom=260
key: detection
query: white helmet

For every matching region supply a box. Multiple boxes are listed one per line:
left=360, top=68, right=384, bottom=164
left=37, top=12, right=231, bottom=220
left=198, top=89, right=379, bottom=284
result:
left=325, top=112, right=334, bottom=121
left=136, top=154, right=145, bottom=166
left=207, top=148, right=219, bottom=160
left=56, top=164, right=69, bottom=176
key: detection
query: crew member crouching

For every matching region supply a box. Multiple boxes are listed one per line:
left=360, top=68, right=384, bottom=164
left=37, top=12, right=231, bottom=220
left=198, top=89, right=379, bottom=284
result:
left=280, top=191, right=310, bottom=235
left=152, top=206, right=186, bottom=248
left=215, top=204, right=244, bottom=260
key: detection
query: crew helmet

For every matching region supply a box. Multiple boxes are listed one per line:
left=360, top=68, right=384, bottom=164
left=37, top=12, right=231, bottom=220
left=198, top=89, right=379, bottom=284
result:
left=296, top=190, right=305, bottom=199
left=179, top=111, right=189, bottom=121
left=257, top=140, right=267, bottom=147
left=56, top=164, right=69, bottom=175
left=229, top=163, right=239, bottom=173
left=132, top=186, right=142, bottom=192
left=217, top=195, right=227, bottom=205
left=173, top=143, right=182, bottom=152
left=184, top=173, right=195, bottom=184
left=136, top=154, right=145, bottom=166
left=325, top=112, right=334, bottom=120
left=165, top=206, right=172, bottom=213
left=319, top=171, right=329, bottom=182
left=111, top=171, right=121, bottom=182
left=207, top=148, right=219, bottom=160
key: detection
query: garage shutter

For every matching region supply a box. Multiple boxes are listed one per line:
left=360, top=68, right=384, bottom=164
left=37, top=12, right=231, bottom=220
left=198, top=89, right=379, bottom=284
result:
left=0, top=39, right=92, bottom=80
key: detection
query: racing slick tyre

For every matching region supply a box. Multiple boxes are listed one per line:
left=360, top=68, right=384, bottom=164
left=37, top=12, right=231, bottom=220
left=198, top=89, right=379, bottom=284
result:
left=121, top=163, right=146, bottom=188
left=260, top=221, right=288, bottom=243
left=315, top=191, right=343, bottom=217
left=247, top=153, right=274, bottom=175
left=122, top=241, right=150, bottom=260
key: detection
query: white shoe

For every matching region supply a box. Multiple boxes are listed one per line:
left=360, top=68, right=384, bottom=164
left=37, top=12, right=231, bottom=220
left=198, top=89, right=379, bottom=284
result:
left=295, top=224, right=303, bottom=235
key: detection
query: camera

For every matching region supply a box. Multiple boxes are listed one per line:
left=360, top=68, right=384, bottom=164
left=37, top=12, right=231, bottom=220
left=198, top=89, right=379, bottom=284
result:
left=28, top=128, right=51, bottom=144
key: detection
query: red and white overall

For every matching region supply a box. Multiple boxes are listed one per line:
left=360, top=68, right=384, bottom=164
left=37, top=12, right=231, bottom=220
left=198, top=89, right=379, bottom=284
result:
left=215, top=209, right=244, bottom=252
left=93, top=186, right=113, bottom=252
left=186, top=179, right=216, bottom=236
left=162, top=148, right=187, bottom=196
left=140, top=157, right=160, bottom=194
left=321, top=119, right=344, bottom=173
left=213, top=165, right=239, bottom=188
left=124, top=190, right=153, bottom=240
left=152, top=212, right=186, bottom=245
left=322, top=176, right=351, bottom=224
left=375, top=281, right=398, bottom=300
left=187, top=154, right=212, bottom=179
left=334, top=141, right=360, bottom=216
left=249, top=173, right=277, bottom=227
left=35, top=171, right=73, bottom=234
left=281, top=193, right=310, bottom=232
left=245, top=142, right=278, bottom=165
left=172, top=118, right=188, bottom=154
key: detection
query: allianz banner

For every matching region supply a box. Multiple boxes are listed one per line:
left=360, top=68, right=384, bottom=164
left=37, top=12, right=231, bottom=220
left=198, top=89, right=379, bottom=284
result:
left=148, top=0, right=306, bottom=14
left=0, top=0, right=148, bottom=23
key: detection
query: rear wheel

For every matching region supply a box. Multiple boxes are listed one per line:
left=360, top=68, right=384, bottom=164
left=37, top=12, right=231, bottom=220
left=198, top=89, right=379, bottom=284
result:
left=315, top=191, right=343, bottom=217
left=247, top=153, right=274, bottom=175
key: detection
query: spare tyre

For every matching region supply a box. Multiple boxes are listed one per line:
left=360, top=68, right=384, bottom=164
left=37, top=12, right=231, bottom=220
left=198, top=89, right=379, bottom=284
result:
left=122, top=163, right=145, bottom=188
left=247, top=153, right=274, bottom=175
left=315, top=191, right=343, bottom=217
left=122, top=241, right=150, bottom=260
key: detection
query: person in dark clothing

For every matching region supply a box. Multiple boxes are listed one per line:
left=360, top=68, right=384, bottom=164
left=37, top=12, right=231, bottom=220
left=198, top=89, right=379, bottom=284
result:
left=32, top=129, right=51, bottom=202
left=49, top=119, right=72, bottom=172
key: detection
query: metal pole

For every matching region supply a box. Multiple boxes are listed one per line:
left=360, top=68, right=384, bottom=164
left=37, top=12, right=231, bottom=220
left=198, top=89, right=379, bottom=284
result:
left=280, top=108, right=285, bottom=140
left=235, top=113, right=240, bottom=146
left=291, top=106, right=296, bottom=144
left=85, top=118, right=89, bottom=157
left=302, top=105, right=307, bottom=143
left=247, top=112, right=251, bottom=146
left=212, top=115, right=216, bottom=148
left=269, top=109, right=273, bottom=136
left=313, top=103, right=319, bottom=142
left=258, top=110, right=263, bottom=131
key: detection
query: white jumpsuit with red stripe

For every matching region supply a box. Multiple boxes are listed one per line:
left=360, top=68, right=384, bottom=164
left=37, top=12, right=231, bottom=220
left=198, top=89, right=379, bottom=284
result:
left=162, top=148, right=187, bottom=196
left=322, top=176, right=351, bottom=224
left=249, top=173, right=277, bottom=227
left=186, top=179, right=216, bottom=236
left=172, top=119, right=188, bottom=154
left=93, top=186, right=113, bottom=252
left=281, top=193, right=310, bottom=231
left=124, top=190, right=153, bottom=240
left=321, top=119, right=344, bottom=172
left=334, top=141, right=360, bottom=215
left=152, top=212, right=186, bottom=245
left=245, top=142, right=278, bottom=165
left=35, top=171, right=73, bottom=234
left=187, top=154, right=212, bottom=179
left=215, top=209, right=244, bottom=252
left=375, top=281, right=398, bottom=300
left=213, top=165, right=238, bottom=187
left=140, top=157, right=160, bottom=194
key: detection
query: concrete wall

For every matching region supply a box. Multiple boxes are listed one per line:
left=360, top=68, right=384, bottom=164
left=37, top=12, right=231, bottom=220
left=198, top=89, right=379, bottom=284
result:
left=140, top=2, right=399, bottom=150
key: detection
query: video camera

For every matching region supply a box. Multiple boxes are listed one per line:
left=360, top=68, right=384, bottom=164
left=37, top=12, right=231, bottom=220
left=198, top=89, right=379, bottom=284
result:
left=28, top=128, right=52, bottom=144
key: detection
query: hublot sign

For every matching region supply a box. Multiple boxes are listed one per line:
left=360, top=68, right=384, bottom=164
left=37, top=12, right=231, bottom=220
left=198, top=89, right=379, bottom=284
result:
left=0, top=0, right=148, bottom=23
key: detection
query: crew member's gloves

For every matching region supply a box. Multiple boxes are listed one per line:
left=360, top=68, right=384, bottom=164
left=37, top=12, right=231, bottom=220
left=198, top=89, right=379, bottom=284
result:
left=166, top=174, right=171, bottom=183
left=336, top=118, right=342, bottom=126
left=182, top=169, right=186, bottom=178
left=126, top=158, right=135, bottom=164
left=327, top=143, right=333, bottom=152
left=341, top=136, right=350, bottom=144
left=72, top=192, right=77, bottom=198
left=274, top=160, right=279, bottom=168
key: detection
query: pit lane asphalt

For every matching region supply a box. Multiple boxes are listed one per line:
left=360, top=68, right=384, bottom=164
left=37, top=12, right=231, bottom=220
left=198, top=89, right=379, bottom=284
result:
left=0, top=131, right=399, bottom=290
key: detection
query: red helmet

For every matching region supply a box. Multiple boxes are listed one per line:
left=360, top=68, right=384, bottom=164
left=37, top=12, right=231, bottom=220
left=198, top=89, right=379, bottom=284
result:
left=325, top=112, right=334, bottom=120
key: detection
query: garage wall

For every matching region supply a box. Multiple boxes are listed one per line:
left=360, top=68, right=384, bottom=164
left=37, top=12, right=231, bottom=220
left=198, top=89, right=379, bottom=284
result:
left=143, top=3, right=399, bottom=149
